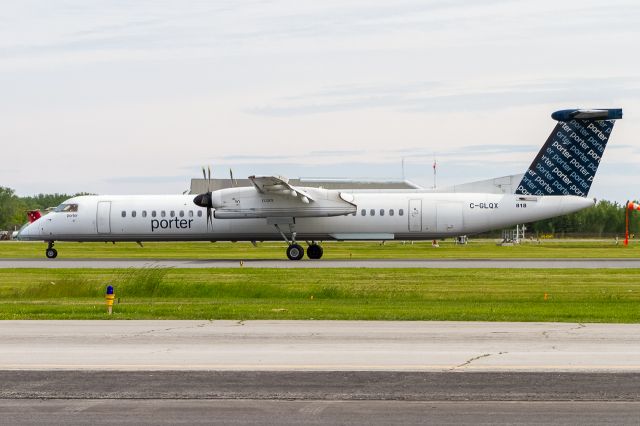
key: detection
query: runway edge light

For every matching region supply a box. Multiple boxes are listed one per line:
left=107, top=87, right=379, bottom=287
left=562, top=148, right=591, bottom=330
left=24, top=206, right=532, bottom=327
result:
left=106, top=285, right=115, bottom=315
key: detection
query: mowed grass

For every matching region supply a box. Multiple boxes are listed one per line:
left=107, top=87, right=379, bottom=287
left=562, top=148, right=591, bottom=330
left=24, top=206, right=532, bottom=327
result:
left=1, top=239, right=638, bottom=259
left=0, top=268, right=639, bottom=322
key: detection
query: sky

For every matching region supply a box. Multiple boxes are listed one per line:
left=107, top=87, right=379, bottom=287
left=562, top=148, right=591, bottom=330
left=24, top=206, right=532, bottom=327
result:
left=1, top=0, right=639, bottom=202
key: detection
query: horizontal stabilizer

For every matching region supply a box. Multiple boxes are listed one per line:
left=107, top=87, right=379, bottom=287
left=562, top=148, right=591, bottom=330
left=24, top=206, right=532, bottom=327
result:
left=551, top=109, right=622, bottom=122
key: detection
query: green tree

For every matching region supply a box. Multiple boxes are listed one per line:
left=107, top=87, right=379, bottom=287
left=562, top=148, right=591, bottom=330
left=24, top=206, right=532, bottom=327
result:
left=528, top=200, right=635, bottom=237
left=0, top=187, right=26, bottom=231
left=21, top=193, right=75, bottom=212
left=0, top=187, right=78, bottom=231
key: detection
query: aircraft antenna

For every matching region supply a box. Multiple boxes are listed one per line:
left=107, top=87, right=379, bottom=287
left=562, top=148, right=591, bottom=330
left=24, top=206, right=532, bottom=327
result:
left=432, top=154, right=437, bottom=189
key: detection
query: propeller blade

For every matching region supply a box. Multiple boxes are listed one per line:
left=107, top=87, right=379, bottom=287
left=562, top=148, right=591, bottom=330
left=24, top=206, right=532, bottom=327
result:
left=229, top=168, right=235, bottom=187
left=207, top=166, right=211, bottom=192
left=193, top=192, right=214, bottom=231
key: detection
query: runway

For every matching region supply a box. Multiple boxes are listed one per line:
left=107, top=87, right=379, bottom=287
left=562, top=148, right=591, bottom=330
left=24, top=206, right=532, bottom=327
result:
left=3, top=399, right=639, bottom=425
left=2, top=320, right=640, bottom=371
left=1, top=257, right=639, bottom=268
left=4, top=321, right=640, bottom=424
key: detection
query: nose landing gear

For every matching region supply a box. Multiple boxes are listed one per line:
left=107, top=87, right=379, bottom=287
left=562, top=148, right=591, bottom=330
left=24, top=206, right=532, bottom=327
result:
left=45, top=242, right=58, bottom=259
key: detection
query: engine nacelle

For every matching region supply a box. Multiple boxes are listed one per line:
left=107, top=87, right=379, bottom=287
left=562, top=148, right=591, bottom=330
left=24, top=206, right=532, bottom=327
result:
left=209, top=187, right=356, bottom=219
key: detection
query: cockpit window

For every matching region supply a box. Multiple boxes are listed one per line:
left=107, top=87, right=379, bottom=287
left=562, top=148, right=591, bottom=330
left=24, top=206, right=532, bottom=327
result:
left=54, top=203, right=78, bottom=213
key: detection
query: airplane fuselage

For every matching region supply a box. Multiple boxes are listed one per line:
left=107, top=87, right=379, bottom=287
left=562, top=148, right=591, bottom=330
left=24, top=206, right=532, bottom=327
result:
left=18, top=191, right=594, bottom=243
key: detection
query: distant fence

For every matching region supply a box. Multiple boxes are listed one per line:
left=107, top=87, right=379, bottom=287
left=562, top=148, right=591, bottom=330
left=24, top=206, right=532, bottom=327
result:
left=472, top=231, right=630, bottom=240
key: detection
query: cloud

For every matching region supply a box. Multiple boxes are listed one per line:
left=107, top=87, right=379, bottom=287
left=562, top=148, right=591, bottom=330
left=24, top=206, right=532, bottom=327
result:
left=106, top=175, right=191, bottom=184
left=2, top=0, right=638, bottom=203
left=248, top=77, right=640, bottom=116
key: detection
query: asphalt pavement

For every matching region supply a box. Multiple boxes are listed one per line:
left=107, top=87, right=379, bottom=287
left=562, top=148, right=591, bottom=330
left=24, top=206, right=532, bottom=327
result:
left=3, top=320, right=640, bottom=425
left=3, top=399, right=639, bottom=425
left=1, top=258, right=639, bottom=268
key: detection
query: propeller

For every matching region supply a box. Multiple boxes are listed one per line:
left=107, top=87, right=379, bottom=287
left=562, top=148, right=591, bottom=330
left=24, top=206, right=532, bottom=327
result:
left=229, top=168, right=236, bottom=187
left=193, top=166, right=214, bottom=230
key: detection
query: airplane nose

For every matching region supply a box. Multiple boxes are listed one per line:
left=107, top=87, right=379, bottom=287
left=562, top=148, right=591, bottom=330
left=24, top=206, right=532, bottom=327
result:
left=15, top=222, right=34, bottom=240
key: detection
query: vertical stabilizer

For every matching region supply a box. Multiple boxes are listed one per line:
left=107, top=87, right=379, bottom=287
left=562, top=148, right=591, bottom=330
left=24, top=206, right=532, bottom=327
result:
left=515, top=108, right=622, bottom=197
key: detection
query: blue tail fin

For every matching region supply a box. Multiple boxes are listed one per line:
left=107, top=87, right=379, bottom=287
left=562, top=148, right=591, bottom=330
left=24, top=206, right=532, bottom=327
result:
left=515, top=108, right=622, bottom=197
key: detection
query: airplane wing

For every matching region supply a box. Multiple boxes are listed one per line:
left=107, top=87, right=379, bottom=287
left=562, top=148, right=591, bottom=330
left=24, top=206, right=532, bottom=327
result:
left=248, top=175, right=315, bottom=203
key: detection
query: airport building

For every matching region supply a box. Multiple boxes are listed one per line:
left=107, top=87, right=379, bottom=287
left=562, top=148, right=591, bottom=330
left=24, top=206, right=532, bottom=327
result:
left=189, top=174, right=524, bottom=194
left=189, top=178, right=421, bottom=194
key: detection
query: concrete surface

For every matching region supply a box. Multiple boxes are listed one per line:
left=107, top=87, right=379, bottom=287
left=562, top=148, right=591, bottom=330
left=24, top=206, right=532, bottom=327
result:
left=2, top=320, right=640, bottom=372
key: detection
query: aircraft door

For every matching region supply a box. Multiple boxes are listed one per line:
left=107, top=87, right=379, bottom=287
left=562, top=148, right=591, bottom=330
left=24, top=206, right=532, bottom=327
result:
left=422, top=202, right=437, bottom=232
left=436, top=202, right=463, bottom=233
left=96, top=201, right=111, bottom=234
left=408, top=199, right=422, bottom=232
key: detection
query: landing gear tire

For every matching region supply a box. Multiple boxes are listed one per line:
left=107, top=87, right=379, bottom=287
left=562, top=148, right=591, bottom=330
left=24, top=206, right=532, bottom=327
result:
left=307, top=244, right=323, bottom=260
left=45, top=248, right=58, bottom=259
left=286, top=244, right=305, bottom=261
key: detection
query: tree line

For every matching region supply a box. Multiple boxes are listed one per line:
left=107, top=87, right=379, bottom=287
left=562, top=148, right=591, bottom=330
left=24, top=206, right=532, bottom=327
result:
left=526, top=199, right=638, bottom=238
left=0, top=186, right=79, bottom=231
left=0, top=185, right=637, bottom=237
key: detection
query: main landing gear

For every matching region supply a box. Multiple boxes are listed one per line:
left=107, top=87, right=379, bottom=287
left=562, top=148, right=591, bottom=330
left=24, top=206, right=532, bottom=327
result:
left=273, top=223, right=323, bottom=260
left=306, top=243, right=323, bottom=260
left=45, top=241, right=58, bottom=259
left=286, top=244, right=305, bottom=261
left=284, top=242, right=323, bottom=260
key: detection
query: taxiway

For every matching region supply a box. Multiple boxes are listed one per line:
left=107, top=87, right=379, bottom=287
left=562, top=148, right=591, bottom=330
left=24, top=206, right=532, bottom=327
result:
left=1, top=258, right=639, bottom=268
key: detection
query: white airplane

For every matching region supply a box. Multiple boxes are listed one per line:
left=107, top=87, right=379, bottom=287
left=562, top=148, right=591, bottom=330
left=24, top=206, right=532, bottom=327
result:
left=16, top=108, right=622, bottom=260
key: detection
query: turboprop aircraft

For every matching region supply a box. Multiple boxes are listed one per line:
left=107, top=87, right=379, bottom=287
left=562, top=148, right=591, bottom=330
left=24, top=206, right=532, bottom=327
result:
left=16, top=108, right=622, bottom=260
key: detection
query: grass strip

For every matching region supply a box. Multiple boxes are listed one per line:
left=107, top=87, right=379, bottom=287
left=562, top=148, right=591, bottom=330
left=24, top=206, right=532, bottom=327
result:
left=0, top=268, right=639, bottom=322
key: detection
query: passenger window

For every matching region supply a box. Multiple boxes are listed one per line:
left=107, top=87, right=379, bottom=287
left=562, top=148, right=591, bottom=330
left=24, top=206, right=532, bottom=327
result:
left=370, top=209, right=375, bottom=216
left=179, top=210, right=185, bottom=217
left=380, top=209, right=385, bottom=216
left=161, top=211, right=166, bottom=217
left=131, top=211, right=136, bottom=218
left=170, top=211, right=175, bottom=217
left=197, top=211, right=203, bottom=217
left=399, top=209, right=404, bottom=216
left=152, top=211, right=156, bottom=218
left=142, top=211, right=147, bottom=218
left=389, top=209, right=394, bottom=216
left=188, top=211, right=194, bottom=217
left=361, top=209, right=366, bottom=216
left=121, top=211, right=126, bottom=218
